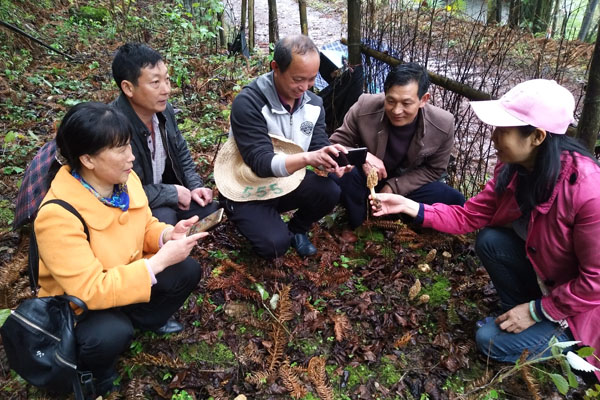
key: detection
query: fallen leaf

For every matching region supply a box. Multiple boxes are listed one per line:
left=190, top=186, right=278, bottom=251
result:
left=341, top=230, right=358, bottom=243
left=394, top=332, right=413, bottom=348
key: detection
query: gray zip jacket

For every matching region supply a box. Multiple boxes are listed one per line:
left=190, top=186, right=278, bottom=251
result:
left=230, top=72, right=330, bottom=177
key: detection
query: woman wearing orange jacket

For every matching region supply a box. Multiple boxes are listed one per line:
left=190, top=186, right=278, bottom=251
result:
left=35, top=102, right=207, bottom=396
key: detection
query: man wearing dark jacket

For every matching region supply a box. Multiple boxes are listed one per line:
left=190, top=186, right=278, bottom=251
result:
left=111, top=43, right=218, bottom=225
left=330, top=63, right=465, bottom=228
left=225, top=35, right=351, bottom=258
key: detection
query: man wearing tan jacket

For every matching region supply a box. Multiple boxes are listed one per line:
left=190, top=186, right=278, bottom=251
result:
left=330, top=62, right=465, bottom=228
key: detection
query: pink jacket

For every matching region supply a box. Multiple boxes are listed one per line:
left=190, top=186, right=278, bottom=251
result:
left=423, top=152, right=600, bottom=378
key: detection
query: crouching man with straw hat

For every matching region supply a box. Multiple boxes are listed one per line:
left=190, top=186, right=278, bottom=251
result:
left=215, top=35, right=352, bottom=258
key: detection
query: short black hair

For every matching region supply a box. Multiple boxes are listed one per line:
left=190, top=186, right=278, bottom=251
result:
left=384, top=62, right=430, bottom=98
left=56, top=102, right=132, bottom=171
left=112, top=43, right=163, bottom=92
left=273, top=35, right=319, bottom=73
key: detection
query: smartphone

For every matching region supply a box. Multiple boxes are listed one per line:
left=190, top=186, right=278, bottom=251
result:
left=188, top=208, right=224, bottom=235
left=332, top=147, right=368, bottom=167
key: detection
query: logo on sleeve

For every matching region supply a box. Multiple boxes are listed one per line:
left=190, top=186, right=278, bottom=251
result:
left=300, top=121, right=314, bottom=136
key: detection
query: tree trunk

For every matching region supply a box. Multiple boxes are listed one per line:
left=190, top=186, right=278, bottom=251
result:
left=577, top=23, right=600, bottom=152
left=495, top=0, right=502, bottom=23
left=347, top=0, right=361, bottom=65
left=533, top=0, right=553, bottom=34
left=508, top=0, right=520, bottom=27
left=248, top=0, right=255, bottom=51
left=578, top=0, right=599, bottom=42
left=550, top=0, right=560, bottom=38
left=218, top=12, right=226, bottom=49
left=268, top=0, right=279, bottom=44
left=299, top=0, right=308, bottom=35
left=487, top=0, right=498, bottom=24
left=240, top=0, right=247, bottom=30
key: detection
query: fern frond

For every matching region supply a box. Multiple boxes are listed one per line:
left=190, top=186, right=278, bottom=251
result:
left=130, top=352, right=186, bottom=369
left=276, top=285, right=293, bottom=322
left=308, top=357, right=334, bottom=400
left=331, top=313, right=352, bottom=342
left=519, top=350, right=542, bottom=400
left=245, top=370, right=272, bottom=386
left=280, top=361, right=307, bottom=399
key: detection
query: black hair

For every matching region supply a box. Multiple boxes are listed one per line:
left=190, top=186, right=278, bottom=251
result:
left=273, top=35, right=318, bottom=73
left=383, top=62, right=430, bottom=98
left=495, top=125, right=599, bottom=214
left=56, top=102, right=132, bottom=171
left=112, top=43, right=163, bottom=92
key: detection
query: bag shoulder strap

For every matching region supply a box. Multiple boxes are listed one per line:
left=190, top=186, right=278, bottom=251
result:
left=28, top=199, right=89, bottom=293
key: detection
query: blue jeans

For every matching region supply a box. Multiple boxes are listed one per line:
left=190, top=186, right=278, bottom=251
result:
left=474, top=227, right=573, bottom=362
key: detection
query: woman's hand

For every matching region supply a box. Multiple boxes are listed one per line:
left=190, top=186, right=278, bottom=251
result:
left=369, top=193, right=419, bottom=218
left=148, top=232, right=207, bottom=275
left=163, top=216, right=200, bottom=242
left=495, top=303, right=535, bottom=333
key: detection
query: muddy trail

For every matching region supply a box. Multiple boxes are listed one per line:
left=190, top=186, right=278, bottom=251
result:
left=223, top=0, right=345, bottom=50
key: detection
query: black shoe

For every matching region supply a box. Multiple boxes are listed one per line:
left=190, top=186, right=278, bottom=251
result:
left=94, top=369, right=119, bottom=397
left=291, top=233, right=317, bottom=257
left=152, top=318, right=183, bottom=335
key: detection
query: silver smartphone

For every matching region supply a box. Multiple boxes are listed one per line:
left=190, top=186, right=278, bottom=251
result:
left=188, top=208, right=224, bottom=235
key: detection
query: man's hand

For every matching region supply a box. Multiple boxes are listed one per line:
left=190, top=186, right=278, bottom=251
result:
left=284, top=144, right=352, bottom=175
left=191, top=187, right=213, bottom=207
left=362, top=152, right=387, bottom=180
left=305, top=144, right=349, bottom=171
left=175, top=185, right=191, bottom=210
left=495, top=303, right=536, bottom=333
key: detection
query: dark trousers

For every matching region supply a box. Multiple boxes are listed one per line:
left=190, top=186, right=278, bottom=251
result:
left=332, top=168, right=466, bottom=228
left=74, top=256, right=202, bottom=379
left=152, top=200, right=221, bottom=225
left=223, top=170, right=341, bottom=258
left=474, top=227, right=573, bottom=362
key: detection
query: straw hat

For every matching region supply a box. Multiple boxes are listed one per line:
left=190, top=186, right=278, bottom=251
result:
left=214, top=134, right=306, bottom=202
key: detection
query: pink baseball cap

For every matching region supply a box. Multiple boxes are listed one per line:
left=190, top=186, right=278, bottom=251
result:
left=469, top=79, right=575, bottom=134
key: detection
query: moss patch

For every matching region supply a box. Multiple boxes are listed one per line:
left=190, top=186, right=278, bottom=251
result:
left=179, top=341, right=235, bottom=365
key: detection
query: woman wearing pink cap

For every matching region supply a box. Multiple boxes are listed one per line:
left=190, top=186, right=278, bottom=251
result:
left=371, top=79, right=600, bottom=380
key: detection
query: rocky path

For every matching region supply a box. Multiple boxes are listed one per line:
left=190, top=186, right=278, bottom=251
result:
left=223, top=0, right=346, bottom=51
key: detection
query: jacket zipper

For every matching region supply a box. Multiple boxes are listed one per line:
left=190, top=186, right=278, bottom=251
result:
left=55, top=352, right=77, bottom=369
left=11, top=311, right=61, bottom=342
left=160, top=123, right=184, bottom=186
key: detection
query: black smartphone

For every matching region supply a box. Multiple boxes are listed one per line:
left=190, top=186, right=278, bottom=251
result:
left=188, top=208, right=224, bottom=235
left=332, top=147, right=368, bottom=167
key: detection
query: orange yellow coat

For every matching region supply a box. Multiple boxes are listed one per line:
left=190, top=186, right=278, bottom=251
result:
left=35, top=166, right=168, bottom=310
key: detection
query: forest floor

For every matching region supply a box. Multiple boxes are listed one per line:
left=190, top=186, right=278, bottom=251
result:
left=0, top=0, right=598, bottom=399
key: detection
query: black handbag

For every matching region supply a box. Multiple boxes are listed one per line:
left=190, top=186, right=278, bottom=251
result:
left=0, top=199, right=93, bottom=399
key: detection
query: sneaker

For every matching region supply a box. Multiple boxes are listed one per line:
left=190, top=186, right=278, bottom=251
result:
left=291, top=233, right=317, bottom=257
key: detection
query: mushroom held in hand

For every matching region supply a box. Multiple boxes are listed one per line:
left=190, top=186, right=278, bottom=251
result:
left=367, top=167, right=381, bottom=210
